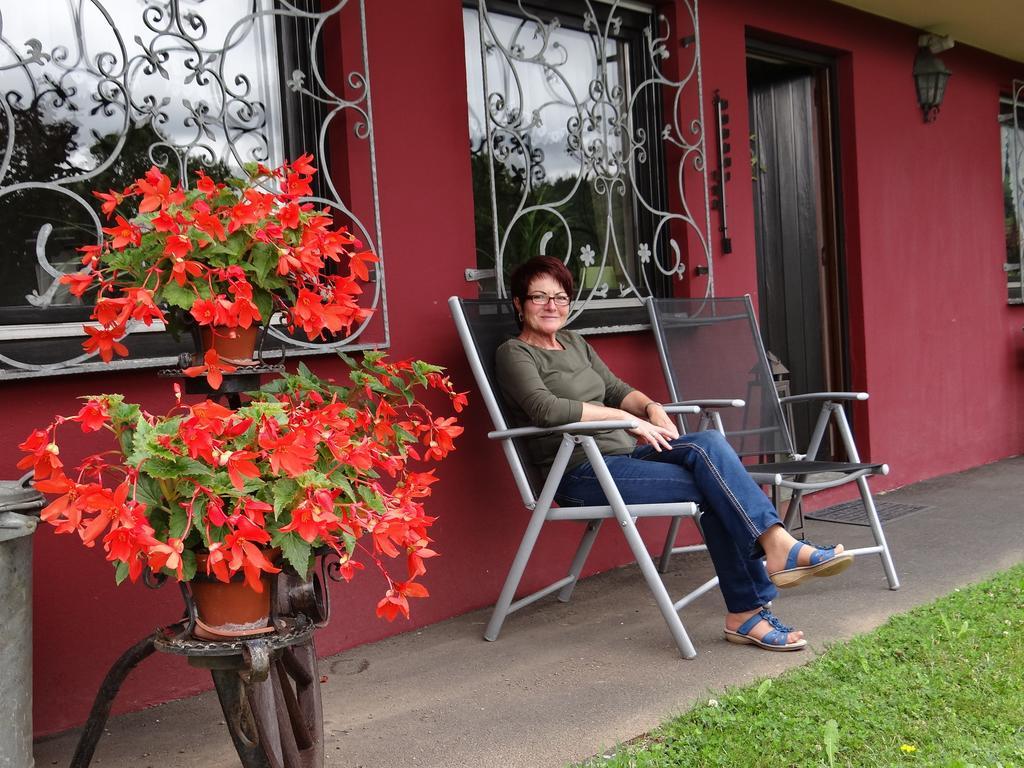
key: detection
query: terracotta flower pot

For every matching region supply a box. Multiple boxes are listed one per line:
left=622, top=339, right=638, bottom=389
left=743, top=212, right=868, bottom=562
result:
left=199, top=324, right=260, bottom=363
left=190, top=558, right=275, bottom=640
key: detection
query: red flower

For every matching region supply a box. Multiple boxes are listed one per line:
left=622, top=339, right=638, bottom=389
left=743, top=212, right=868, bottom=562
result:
left=148, top=537, right=185, bottom=580
left=125, top=288, right=167, bottom=326
left=164, top=234, right=192, bottom=260
left=348, top=250, right=378, bottom=281
left=72, top=399, right=109, bottom=432
left=104, top=509, right=158, bottom=583
left=101, top=216, right=141, bottom=249
left=279, top=202, right=301, bottom=230
left=424, top=417, right=464, bottom=460
left=79, top=482, right=132, bottom=546
left=169, top=256, right=205, bottom=287
left=219, top=449, right=262, bottom=491
left=195, top=170, right=218, bottom=197
left=193, top=211, right=227, bottom=242
left=189, top=297, right=223, bottom=326
left=151, top=210, right=181, bottom=233
left=375, top=581, right=428, bottom=622
left=183, top=348, right=237, bottom=390
left=224, top=522, right=281, bottom=592
left=60, top=271, right=95, bottom=298
left=279, top=491, right=339, bottom=543
left=83, top=325, right=129, bottom=362
left=94, top=297, right=131, bottom=328
left=203, top=542, right=232, bottom=583
left=290, top=154, right=317, bottom=176
left=93, top=189, right=123, bottom=216
left=135, top=166, right=184, bottom=212
left=257, top=418, right=317, bottom=476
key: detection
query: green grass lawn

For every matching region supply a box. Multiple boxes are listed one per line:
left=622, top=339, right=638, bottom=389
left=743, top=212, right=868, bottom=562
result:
left=581, top=564, right=1024, bottom=768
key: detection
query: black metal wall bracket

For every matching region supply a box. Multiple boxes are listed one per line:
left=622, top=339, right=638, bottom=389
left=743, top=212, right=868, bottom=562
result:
left=711, top=90, right=733, bottom=255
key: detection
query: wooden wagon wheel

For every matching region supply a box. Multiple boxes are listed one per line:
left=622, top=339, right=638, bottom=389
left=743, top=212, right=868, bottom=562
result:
left=212, top=637, right=324, bottom=768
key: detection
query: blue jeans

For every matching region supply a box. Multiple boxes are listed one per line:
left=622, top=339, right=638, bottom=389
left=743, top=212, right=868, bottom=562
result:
left=556, top=430, right=780, bottom=613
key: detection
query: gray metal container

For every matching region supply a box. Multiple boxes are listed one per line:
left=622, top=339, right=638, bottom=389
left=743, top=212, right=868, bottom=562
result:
left=0, top=478, right=45, bottom=768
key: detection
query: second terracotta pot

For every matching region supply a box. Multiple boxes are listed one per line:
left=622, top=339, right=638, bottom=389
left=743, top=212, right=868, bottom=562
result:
left=199, top=324, right=260, bottom=362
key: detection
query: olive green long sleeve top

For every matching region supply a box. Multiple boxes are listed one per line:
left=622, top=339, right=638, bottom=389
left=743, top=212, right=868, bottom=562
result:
left=495, top=330, right=637, bottom=473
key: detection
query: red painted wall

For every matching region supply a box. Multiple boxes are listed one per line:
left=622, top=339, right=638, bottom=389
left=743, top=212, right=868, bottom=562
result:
left=8, top=0, right=1022, bottom=736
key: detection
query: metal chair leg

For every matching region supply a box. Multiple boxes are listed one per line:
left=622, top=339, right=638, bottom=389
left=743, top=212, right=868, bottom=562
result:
left=581, top=437, right=697, bottom=659
left=558, top=520, right=603, bottom=602
left=658, top=517, right=684, bottom=573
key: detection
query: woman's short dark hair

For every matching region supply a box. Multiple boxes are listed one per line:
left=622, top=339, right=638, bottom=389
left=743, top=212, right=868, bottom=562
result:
left=509, top=256, right=574, bottom=305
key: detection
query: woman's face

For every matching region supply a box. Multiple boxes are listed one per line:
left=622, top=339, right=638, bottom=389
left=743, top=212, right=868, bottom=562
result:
left=517, top=274, right=570, bottom=337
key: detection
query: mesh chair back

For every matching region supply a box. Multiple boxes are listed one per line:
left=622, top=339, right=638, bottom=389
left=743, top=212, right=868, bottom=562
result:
left=648, top=296, right=795, bottom=458
left=449, top=297, right=545, bottom=505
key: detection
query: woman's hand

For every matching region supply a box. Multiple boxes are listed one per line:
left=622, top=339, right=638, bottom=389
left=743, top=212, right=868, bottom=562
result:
left=645, top=404, right=680, bottom=440
left=629, top=420, right=676, bottom=452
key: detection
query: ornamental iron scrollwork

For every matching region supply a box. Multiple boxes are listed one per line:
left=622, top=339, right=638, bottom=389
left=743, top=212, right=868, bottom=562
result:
left=466, top=0, right=712, bottom=322
left=0, top=0, right=386, bottom=378
left=1003, top=80, right=1024, bottom=304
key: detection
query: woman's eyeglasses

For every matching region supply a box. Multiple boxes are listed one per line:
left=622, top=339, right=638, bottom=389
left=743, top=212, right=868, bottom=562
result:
left=526, top=292, right=571, bottom=306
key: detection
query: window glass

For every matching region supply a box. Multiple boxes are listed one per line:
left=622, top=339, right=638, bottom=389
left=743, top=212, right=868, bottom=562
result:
left=1000, top=93, right=1024, bottom=304
left=0, top=1, right=285, bottom=319
left=463, top=5, right=651, bottom=306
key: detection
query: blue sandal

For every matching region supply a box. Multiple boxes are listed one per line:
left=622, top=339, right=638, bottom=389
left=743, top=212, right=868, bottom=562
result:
left=724, top=608, right=806, bottom=651
left=768, top=540, right=853, bottom=588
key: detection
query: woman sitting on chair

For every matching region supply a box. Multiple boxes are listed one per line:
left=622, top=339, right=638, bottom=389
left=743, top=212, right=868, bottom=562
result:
left=495, top=256, right=852, bottom=651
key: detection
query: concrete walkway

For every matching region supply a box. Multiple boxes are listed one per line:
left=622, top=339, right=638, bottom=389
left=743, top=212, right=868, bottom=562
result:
left=34, top=457, right=1024, bottom=768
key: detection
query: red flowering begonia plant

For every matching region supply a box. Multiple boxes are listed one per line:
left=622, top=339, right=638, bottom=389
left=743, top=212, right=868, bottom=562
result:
left=64, top=156, right=375, bottom=383
left=19, top=356, right=468, bottom=621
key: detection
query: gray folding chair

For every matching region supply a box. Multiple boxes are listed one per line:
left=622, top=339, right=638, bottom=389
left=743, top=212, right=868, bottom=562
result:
left=449, top=296, right=719, bottom=659
left=646, top=296, right=899, bottom=590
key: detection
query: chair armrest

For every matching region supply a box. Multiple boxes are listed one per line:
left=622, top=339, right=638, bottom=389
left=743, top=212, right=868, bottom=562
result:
left=661, top=404, right=703, bottom=415
left=488, top=420, right=639, bottom=440
left=667, top=399, right=744, bottom=409
left=779, top=391, right=868, bottom=405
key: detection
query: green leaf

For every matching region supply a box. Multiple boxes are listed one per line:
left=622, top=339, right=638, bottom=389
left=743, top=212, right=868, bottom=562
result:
left=134, top=475, right=164, bottom=509
left=823, top=719, right=839, bottom=768
left=250, top=241, right=278, bottom=282
left=167, top=501, right=188, bottom=538
left=277, top=533, right=314, bottom=578
left=392, top=424, right=417, bottom=445
left=326, top=474, right=355, bottom=502
left=341, top=532, right=357, bottom=556
left=254, top=291, right=274, bottom=326
left=755, top=678, right=772, bottom=699
left=103, top=395, right=133, bottom=424
left=160, top=279, right=197, bottom=310
left=272, top=478, right=300, bottom=515
left=357, top=484, right=385, bottom=513
left=180, top=550, right=197, bottom=582
left=114, top=560, right=131, bottom=585
left=142, top=456, right=213, bottom=481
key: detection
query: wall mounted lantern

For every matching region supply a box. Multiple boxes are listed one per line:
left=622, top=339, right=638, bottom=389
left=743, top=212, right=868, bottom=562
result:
left=914, top=34, right=953, bottom=123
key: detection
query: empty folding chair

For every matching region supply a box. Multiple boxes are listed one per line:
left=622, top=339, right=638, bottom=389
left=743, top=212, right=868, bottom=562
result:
left=647, top=296, right=899, bottom=590
left=449, top=296, right=719, bottom=659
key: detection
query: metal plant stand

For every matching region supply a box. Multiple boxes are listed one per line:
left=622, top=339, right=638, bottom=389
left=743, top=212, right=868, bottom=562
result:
left=70, top=568, right=333, bottom=768
left=71, top=337, right=335, bottom=768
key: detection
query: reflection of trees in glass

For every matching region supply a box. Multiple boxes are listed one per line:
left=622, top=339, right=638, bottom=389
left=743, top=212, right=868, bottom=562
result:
left=470, top=132, right=631, bottom=293
left=0, top=94, right=232, bottom=311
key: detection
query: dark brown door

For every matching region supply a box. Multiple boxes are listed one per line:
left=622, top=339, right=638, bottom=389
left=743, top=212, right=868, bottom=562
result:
left=747, top=48, right=847, bottom=457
